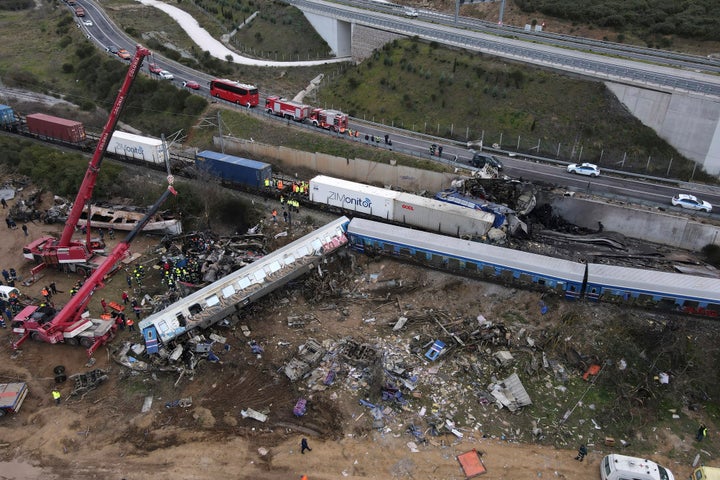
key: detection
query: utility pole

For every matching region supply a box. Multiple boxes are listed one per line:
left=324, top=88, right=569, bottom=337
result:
left=455, top=0, right=459, bottom=24
left=217, top=110, right=224, bottom=153
left=498, top=0, right=506, bottom=25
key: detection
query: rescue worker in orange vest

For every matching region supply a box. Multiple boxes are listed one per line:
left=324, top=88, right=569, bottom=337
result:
left=126, top=317, right=135, bottom=332
left=277, top=180, right=284, bottom=191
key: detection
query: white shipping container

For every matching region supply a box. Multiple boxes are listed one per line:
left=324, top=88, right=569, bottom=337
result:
left=393, top=193, right=495, bottom=238
left=107, top=131, right=164, bottom=164
left=309, top=175, right=397, bottom=221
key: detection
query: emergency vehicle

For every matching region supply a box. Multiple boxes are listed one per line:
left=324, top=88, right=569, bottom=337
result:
left=309, top=108, right=348, bottom=132
left=264, top=96, right=310, bottom=122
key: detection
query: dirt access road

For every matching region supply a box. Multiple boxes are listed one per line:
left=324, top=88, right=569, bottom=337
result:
left=0, top=187, right=704, bottom=480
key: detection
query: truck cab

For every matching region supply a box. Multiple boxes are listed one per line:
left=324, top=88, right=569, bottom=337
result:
left=0, top=285, right=20, bottom=303
left=692, top=466, right=720, bottom=480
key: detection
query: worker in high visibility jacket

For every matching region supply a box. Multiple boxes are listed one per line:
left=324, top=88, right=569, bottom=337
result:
left=52, top=389, right=61, bottom=405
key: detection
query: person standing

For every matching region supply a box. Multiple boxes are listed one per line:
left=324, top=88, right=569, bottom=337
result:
left=49, top=282, right=57, bottom=295
left=21, top=224, right=28, bottom=236
left=52, top=389, right=61, bottom=405
left=272, top=209, right=278, bottom=223
left=1, top=198, right=7, bottom=209
left=575, top=444, right=587, bottom=461
left=697, top=424, right=708, bottom=441
left=122, top=291, right=129, bottom=304
left=300, top=438, right=312, bottom=454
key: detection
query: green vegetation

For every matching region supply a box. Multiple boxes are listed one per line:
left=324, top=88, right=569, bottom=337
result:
left=515, top=0, right=720, bottom=42
left=0, top=137, right=123, bottom=200
left=316, top=38, right=710, bottom=181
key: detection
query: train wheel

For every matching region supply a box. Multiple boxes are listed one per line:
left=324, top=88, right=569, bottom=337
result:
left=54, top=374, right=67, bottom=383
left=53, top=365, right=66, bottom=375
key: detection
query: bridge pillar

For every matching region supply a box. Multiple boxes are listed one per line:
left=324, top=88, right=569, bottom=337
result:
left=301, top=11, right=352, bottom=58
left=607, top=83, right=720, bottom=175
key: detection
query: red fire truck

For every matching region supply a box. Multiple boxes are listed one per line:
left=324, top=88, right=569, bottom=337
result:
left=264, top=96, right=310, bottom=122
left=309, top=108, right=348, bottom=133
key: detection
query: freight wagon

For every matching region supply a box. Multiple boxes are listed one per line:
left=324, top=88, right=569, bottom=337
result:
left=25, top=113, right=86, bottom=144
left=107, top=131, right=164, bottom=164
left=195, top=150, right=272, bottom=189
left=309, top=175, right=496, bottom=237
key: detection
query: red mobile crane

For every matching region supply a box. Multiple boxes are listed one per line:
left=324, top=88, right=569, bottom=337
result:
left=23, top=44, right=151, bottom=277
left=12, top=178, right=178, bottom=356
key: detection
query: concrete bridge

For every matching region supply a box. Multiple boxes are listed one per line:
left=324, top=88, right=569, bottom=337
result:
left=292, top=0, right=720, bottom=175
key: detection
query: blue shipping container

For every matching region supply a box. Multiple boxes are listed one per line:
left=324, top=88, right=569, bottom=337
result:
left=0, top=105, right=16, bottom=128
left=195, top=150, right=272, bottom=189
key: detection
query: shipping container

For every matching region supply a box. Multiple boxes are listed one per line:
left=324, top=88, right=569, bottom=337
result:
left=0, top=105, right=17, bottom=129
left=309, top=175, right=396, bottom=221
left=108, top=131, right=164, bottom=164
left=393, top=193, right=495, bottom=238
left=195, top=150, right=271, bottom=189
left=26, top=113, right=86, bottom=143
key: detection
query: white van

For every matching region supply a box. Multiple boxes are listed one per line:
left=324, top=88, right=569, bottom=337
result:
left=0, top=286, right=20, bottom=303
left=600, top=454, right=675, bottom=480
left=692, top=466, right=720, bottom=480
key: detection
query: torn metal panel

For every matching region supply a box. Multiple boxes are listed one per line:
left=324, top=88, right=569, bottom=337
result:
left=241, top=408, right=268, bottom=422
left=490, top=373, right=532, bottom=411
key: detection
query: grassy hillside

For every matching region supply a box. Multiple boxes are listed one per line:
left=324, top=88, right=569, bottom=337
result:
left=314, top=38, right=705, bottom=180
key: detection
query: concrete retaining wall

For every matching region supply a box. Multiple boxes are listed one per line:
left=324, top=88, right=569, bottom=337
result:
left=546, top=193, right=720, bottom=250
left=215, top=135, right=460, bottom=192
left=215, top=135, right=720, bottom=250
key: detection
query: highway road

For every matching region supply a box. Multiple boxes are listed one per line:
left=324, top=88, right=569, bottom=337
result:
left=65, top=0, right=720, bottom=216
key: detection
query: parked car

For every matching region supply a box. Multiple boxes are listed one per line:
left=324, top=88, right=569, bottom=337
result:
left=470, top=152, right=503, bottom=170
left=566, top=162, right=600, bottom=177
left=116, top=49, right=131, bottom=60
left=148, top=63, right=163, bottom=74
left=404, top=7, right=418, bottom=17
left=105, top=45, right=118, bottom=54
left=82, top=19, right=93, bottom=26
left=158, top=70, right=174, bottom=80
left=183, top=80, right=200, bottom=90
left=671, top=193, right=712, bottom=212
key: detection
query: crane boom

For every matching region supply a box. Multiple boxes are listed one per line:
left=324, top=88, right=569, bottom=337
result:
left=58, top=44, right=151, bottom=246
left=12, top=180, right=178, bottom=355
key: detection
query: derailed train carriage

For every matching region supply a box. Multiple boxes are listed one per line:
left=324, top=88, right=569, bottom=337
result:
left=345, top=218, right=720, bottom=315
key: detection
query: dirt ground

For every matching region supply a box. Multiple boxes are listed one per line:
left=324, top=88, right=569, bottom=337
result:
left=0, top=182, right=710, bottom=480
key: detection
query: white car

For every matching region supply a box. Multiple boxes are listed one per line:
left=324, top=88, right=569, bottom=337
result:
left=404, top=7, right=418, bottom=17
left=82, top=19, right=93, bottom=26
left=158, top=70, right=174, bottom=80
left=671, top=193, right=712, bottom=212
left=566, top=162, right=600, bottom=177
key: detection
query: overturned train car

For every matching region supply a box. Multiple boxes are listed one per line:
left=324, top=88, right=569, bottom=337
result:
left=139, top=216, right=350, bottom=354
